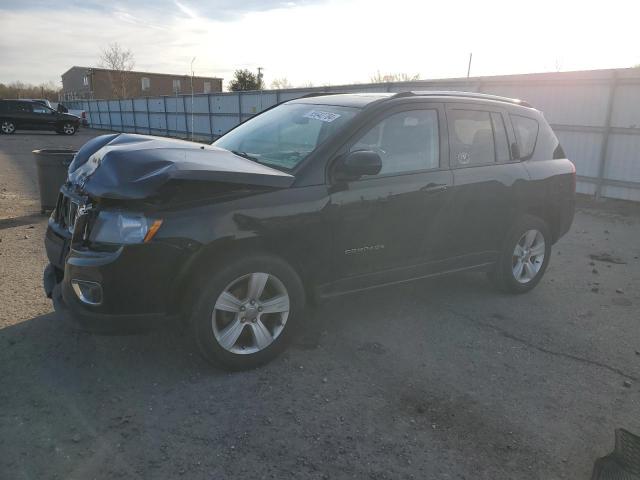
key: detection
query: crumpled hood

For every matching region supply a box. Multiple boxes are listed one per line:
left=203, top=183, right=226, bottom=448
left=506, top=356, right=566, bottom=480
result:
left=68, top=133, right=294, bottom=200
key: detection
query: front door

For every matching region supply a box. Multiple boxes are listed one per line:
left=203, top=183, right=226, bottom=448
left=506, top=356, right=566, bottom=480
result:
left=326, top=104, right=454, bottom=289
left=29, top=103, right=58, bottom=130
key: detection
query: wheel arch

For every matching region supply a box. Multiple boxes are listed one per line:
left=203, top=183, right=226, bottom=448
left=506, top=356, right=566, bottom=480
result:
left=168, top=236, right=310, bottom=320
left=523, top=204, right=562, bottom=243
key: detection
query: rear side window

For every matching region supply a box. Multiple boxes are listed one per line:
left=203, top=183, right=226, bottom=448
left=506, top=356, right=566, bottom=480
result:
left=511, top=115, right=539, bottom=159
left=7, top=102, right=31, bottom=113
left=553, top=143, right=566, bottom=159
left=0, top=101, right=6, bottom=113
left=449, top=109, right=495, bottom=166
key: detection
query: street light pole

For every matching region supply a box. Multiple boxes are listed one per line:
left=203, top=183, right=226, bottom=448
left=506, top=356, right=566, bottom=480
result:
left=190, top=56, right=196, bottom=141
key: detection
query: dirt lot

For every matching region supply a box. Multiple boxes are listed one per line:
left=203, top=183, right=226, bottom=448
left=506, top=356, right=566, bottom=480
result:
left=1, top=129, right=639, bottom=479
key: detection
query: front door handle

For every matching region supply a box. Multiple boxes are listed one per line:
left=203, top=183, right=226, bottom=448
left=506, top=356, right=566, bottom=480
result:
left=421, top=183, right=448, bottom=193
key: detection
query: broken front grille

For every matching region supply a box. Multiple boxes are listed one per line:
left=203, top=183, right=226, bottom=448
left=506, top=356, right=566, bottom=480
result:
left=55, top=193, right=79, bottom=233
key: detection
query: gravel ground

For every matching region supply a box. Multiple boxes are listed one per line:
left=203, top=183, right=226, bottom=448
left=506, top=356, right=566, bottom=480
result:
left=1, top=130, right=639, bottom=480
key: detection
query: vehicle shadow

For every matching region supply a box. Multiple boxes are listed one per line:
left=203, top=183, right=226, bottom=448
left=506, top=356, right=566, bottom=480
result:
left=10, top=132, right=65, bottom=136
left=0, top=212, right=47, bottom=230
left=0, top=272, right=551, bottom=479
left=0, top=311, right=211, bottom=382
left=0, top=271, right=495, bottom=383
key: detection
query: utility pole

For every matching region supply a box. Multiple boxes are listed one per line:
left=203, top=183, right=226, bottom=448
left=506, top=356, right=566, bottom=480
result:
left=257, top=67, right=263, bottom=90
left=467, top=53, right=473, bottom=78
left=190, top=57, right=196, bottom=141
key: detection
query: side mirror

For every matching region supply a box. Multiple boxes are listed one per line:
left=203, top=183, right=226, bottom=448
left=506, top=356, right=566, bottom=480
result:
left=511, top=142, right=521, bottom=160
left=335, top=150, right=382, bottom=180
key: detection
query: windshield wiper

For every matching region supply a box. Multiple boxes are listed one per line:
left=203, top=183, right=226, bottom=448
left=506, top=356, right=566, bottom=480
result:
left=231, top=150, right=260, bottom=162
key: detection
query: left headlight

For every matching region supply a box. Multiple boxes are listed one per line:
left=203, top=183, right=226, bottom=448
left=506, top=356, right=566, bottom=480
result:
left=89, top=211, right=163, bottom=245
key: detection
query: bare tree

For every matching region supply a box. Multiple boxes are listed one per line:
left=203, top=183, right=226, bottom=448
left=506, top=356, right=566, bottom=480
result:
left=0, top=81, right=60, bottom=100
left=370, top=70, right=420, bottom=83
left=270, top=77, right=292, bottom=90
left=100, top=43, right=135, bottom=99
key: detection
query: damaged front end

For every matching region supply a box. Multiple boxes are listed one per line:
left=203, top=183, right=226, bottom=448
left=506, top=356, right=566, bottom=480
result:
left=44, top=133, right=294, bottom=332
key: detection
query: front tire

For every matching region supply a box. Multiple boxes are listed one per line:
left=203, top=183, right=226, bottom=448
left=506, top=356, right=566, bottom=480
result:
left=1, top=120, right=16, bottom=134
left=490, top=215, right=552, bottom=294
left=62, top=123, right=76, bottom=135
left=191, top=254, right=305, bottom=370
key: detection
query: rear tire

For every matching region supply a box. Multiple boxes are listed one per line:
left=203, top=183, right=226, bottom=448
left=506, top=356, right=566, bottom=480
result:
left=1, top=120, right=16, bottom=134
left=191, top=254, right=305, bottom=370
left=489, top=215, right=552, bottom=294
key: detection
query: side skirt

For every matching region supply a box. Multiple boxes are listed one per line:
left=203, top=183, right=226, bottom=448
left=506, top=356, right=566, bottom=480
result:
left=316, top=255, right=496, bottom=299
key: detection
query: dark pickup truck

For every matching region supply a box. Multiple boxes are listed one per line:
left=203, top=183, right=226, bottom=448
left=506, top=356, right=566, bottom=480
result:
left=43, top=91, right=575, bottom=369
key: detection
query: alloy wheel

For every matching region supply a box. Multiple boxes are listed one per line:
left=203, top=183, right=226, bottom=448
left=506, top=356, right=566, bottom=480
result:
left=63, top=123, right=75, bottom=135
left=512, top=229, right=545, bottom=284
left=211, top=272, right=290, bottom=354
left=1, top=121, right=15, bottom=134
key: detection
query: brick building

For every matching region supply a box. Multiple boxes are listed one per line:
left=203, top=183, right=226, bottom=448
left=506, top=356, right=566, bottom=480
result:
left=61, top=66, right=223, bottom=100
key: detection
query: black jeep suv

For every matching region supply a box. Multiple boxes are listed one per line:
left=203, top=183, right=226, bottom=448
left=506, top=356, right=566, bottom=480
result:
left=0, top=99, right=80, bottom=135
left=43, top=91, right=575, bottom=369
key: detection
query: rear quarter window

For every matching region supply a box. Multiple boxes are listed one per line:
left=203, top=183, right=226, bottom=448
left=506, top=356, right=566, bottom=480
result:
left=510, top=114, right=539, bottom=159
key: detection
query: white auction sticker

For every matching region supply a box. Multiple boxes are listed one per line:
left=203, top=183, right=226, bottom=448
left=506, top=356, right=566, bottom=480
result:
left=303, top=110, right=341, bottom=123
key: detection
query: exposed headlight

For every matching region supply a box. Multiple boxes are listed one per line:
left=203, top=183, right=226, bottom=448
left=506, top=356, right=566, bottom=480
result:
left=89, top=211, right=162, bottom=244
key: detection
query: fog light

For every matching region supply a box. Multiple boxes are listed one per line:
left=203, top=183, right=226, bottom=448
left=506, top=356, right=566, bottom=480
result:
left=71, top=279, right=103, bottom=305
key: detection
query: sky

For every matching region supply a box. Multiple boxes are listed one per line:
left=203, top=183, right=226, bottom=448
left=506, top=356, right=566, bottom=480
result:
left=0, top=0, right=638, bottom=89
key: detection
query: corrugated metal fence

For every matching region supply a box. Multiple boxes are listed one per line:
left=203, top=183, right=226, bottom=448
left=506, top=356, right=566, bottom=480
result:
left=68, top=68, right=640, bottom=202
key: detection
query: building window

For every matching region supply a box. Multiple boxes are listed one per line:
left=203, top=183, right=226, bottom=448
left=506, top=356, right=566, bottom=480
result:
left=141, top=77, right=151, bottom=91
left=203, top=82, right=211, bottom=94
left=173, top=79, right=181, bottom=93
left=83, top=75, right=89, bottom=86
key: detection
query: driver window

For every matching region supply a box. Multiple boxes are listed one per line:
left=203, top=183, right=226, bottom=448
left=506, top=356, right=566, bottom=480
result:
left=350, top=109, right=440, bottom=176
left=32, top=105, right=49, bottom=114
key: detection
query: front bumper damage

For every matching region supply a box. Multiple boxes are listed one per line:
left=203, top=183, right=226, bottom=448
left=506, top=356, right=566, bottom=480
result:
left=44, top=191, right=187, bottom=333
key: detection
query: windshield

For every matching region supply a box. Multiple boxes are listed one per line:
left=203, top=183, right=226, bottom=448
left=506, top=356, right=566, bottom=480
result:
left=213, top=103, right=359, bottom=170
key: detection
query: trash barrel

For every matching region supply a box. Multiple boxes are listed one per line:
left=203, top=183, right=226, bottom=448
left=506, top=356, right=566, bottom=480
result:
left=32, top=149, right=76, bottom=213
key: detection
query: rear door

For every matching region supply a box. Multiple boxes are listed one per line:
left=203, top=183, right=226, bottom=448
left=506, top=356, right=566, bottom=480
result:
left=7, top=101, right=32, bottom=129
left=326, top=103, right=454, bottom=288
left=445, top=102, right=530, bottom=265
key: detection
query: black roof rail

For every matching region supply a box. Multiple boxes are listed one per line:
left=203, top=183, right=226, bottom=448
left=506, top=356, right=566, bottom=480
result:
left=298, top=92, right=346, bottom=99
left=391, top=90, right=533, bottom=108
